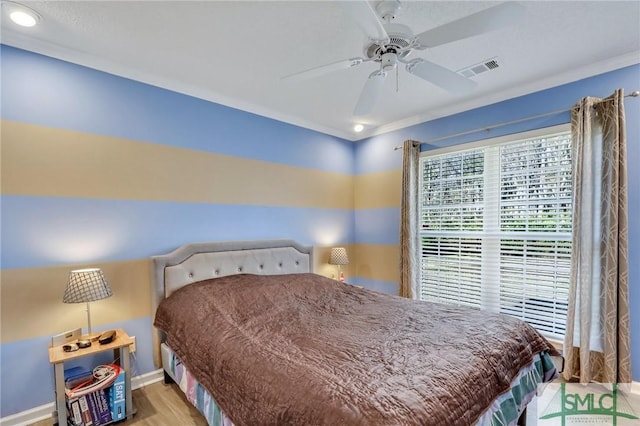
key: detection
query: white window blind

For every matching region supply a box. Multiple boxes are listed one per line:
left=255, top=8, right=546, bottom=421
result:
left=419, top=130, right=572, bottom=340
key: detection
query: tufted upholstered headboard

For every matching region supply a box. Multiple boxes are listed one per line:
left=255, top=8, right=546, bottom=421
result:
left=150, top=239, right=313, bottom=366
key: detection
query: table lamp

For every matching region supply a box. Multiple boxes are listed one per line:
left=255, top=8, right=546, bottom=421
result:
left=329, top=247, right=349, bottom=283
left=63, top=268, right=112, bottom=341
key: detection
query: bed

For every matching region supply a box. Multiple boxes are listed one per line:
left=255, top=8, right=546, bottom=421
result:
left=151, top=239, right=560, bottom=426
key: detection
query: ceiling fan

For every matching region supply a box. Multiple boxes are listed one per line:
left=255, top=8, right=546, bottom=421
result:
left=282, top=1, right=525, bottom=116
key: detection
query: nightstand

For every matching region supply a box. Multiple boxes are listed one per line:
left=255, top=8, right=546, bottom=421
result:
left=49, top=328, right=135, bottom=425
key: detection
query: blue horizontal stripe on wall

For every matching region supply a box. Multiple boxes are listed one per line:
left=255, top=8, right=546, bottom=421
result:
left=1, top=195, right=354, bottom=269
left=0, top=45, right=354, bottom=175
left=0, top=316, right=154, bottom=416
left=354, top=208, right=400, bottom=245
left=355, top=64, right=640, bottom=175
left=0, top=334, right=56, bottom=416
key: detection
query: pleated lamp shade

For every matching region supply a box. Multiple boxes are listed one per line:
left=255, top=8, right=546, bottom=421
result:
left=63, top=268, right=112, bottom=339
left=329, top=247, right=349, bottom=265
left=63, top=268, right=112, bottom=303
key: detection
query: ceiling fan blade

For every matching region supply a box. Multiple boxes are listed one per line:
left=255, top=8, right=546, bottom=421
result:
left=415, top=2, right=525, bottom=49
left=282, top=57, right=366, bottom=82
left=337, top=1, right=389, bottom=42
left=354, top=70, right=387, bottom=116
left=406, top=59, right=477, bottom=95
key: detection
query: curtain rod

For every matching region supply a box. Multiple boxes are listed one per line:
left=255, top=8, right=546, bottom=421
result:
left=392, top=90, right=640, bottom=151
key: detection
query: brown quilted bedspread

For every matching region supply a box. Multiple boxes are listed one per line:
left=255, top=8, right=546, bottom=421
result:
left=154, top=273, right=558, bottom=426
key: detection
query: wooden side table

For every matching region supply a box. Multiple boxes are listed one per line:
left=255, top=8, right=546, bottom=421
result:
left=49, top=328, right=135, bottom=425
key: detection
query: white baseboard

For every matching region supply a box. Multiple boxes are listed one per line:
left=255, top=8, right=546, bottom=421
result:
left=0, top=369, right=164, bottom=426
left=0, top=404, right=55, bottom=426
left=132, top=368, right=164, bottom=390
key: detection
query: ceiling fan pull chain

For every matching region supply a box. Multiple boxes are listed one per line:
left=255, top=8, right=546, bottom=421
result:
left=396, top=65, right=399, bottom=93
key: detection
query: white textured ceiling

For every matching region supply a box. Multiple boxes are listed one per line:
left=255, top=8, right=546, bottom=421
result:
left=1, top=1, right=639, bottom=141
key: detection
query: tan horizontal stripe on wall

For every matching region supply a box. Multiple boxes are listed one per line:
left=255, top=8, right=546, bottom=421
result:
left=353, top=243, right=399, bottom=285
left=0, top=259, right=151, bottom=344
left=1, top=120, right=352, bottom=209
left=354, top=169, right=401, bottom=209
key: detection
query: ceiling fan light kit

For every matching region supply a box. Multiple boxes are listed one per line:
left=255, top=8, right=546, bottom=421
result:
left=283, top=1, right=525, bottom=117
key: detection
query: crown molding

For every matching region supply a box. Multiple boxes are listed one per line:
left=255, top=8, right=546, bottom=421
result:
left=1, top=30, right=356, bottom=141
left=3, top=30, right=638, bottom=143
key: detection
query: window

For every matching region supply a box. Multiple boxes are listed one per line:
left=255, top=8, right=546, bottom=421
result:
left=419, top=127, right=572, bottom=341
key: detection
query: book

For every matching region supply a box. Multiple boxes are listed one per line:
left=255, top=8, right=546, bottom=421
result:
left=86, top=389, right=113, bottom=425
left=78, top=396, right=93, bottom=426
left=67, top=398, right=83, bottom=426
left=65, top=367, right=92, bottom=390
left=106, top=370, right=126, bottom=421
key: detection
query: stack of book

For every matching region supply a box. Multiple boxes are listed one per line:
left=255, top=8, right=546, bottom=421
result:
left=64, top=367, right=126, bottom=426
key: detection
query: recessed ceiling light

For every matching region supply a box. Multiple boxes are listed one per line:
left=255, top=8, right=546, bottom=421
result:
left=4, top=2, right=40, bottom=27
left=353, top=124, right=364, bottom=132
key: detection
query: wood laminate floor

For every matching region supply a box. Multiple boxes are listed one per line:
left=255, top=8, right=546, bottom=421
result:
left=30, top=381, right=208, bottom=426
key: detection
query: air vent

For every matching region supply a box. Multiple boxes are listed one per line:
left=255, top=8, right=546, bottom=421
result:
left=457, top=57, right=501, bottom=78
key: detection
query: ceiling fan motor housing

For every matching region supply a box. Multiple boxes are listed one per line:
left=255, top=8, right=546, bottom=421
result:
left=364, top=23, right=415, bottom=62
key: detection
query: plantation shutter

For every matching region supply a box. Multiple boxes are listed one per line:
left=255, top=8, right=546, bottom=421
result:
left=419, top=131, right=572, bottom=340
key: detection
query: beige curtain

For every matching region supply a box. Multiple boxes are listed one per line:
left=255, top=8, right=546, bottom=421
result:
left=563, top=89, right=631, bottom=383
left=399, top=140, right=421, bottom=298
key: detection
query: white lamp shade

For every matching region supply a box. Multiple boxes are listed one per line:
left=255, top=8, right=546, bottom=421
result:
left=329, top=247, right=349, bottom=265
left=63, top=268, right=112, bottom=303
